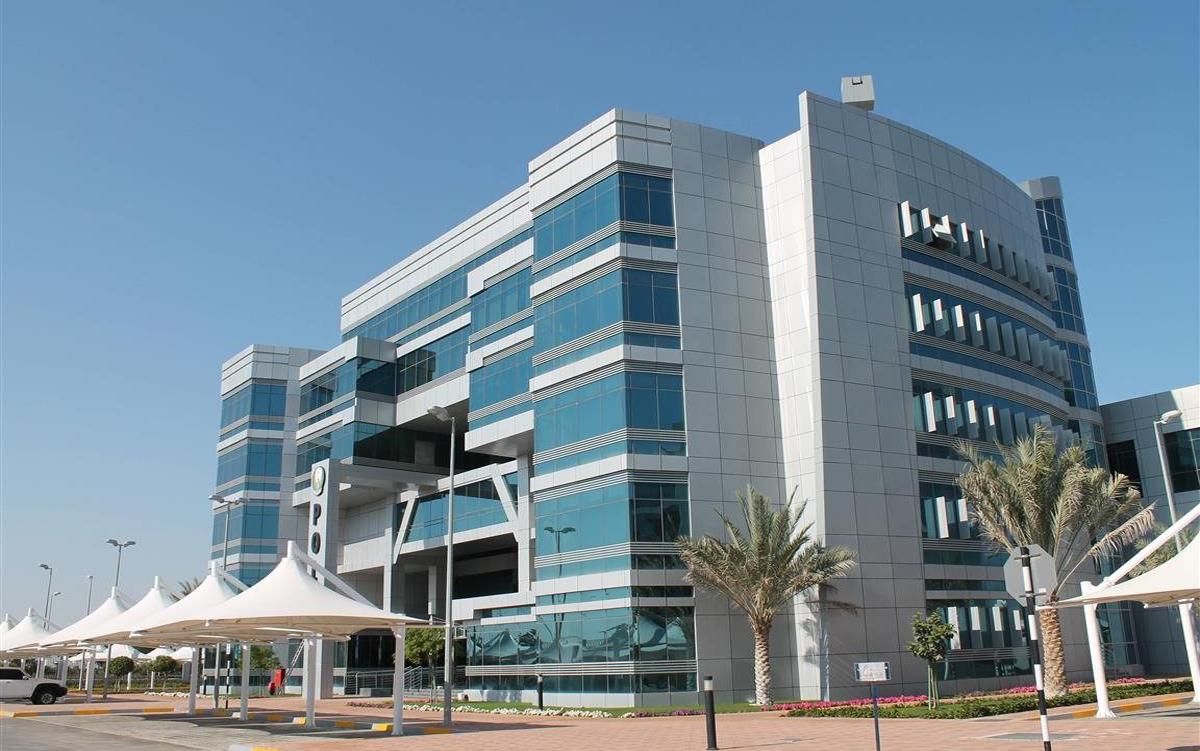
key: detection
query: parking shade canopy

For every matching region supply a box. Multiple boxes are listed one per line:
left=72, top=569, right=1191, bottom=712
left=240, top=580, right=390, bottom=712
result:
left=126, top=562, right=246, bottom=646
left=176, top=542, right=423, bottom=639
left=1056, top=531, right=1200, bottom=607
left=76, top=577, right=176, bottom=646
left=38, top=589, right=130, bottom=654
left=0, top=609, right=59, bottom=658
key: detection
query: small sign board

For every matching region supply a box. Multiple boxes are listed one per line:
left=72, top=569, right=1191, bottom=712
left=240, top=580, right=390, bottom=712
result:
left=854, top=661, right=890, bottom=682
left=1002, top=543, right=1057, bottom=604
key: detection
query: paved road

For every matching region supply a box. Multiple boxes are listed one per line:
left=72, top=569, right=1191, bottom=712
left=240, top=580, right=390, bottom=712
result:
left=0, top=717, right=181, bottom=750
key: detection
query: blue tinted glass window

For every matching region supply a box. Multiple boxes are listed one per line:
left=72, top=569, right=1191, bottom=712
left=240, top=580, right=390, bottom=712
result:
left=534, top=372, right=684, bottom=453
left=405, top=479, right=508, bottom=542
left=300, top=358, right=395, bottom=416
left=221, top=383, right=287, bottom=427
left=472, top=268, right=531, bottom=333
left=343, top=228, right=533, bottom=342
left=397, top=328, right=469, bottom=394
left=470, top=349, right=532, bottom=410
left=533, top=269, right=678, bottom=355
left=1164, top=429, right=1200, bottom=493
left=217, top=441, right=283, bottom=486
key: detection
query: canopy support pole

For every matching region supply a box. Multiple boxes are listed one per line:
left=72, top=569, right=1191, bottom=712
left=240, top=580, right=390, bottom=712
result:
left=1079, top=581, right=1114, bottom=718
left=85, top=650, right=95, bottom=702
left=239, top=642, right=250, bottom=720
left=304, top=636, right=316, bottom=730
left=391, top=625, right=405, bottom=736
left=1178, top=603, right=1200, bottom=704
left=187, top=645, right=200, bottom=716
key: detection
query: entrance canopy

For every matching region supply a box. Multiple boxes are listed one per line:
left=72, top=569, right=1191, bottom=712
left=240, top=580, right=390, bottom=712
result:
left=1057, top=531, right=1200, bottom=607
left=127, top=562, right=246, bottom=646
left=38, top=588, right=130, bottom=654
left=0, top=609, right=59, bottom=658
left=77, top=577, right=176, bottom=646
left=175, top=542, right=423, bottom=639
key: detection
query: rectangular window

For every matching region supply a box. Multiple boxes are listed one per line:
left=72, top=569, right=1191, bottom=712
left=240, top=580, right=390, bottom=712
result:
left=534, top=173, right=673, bottom=261
left=534, top=481, right=689, bottom=556
left=221, top=382, right=287, bottom=427
left=1105, top=440, right=1141, bottom=486
left=533, top=269, right=678, bottom=354
left=533, top=372, right=683, bottom=453
left=216, top=441, right=283, bottom=486
left=1164, top=428, right=1200, bottom=493
left=471, top=267, right=531, bottom=333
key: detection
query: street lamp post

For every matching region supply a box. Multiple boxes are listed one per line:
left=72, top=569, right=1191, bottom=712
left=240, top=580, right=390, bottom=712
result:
left=47, top=591, right=61, bottom=622
left=210, top=493, right=243, bottom=708
left=85, top=575, right=95, bottom=614
left=427, top=405, right=456, bottom=727
left=38, top=564, right=53, bottom=618
left=1151, top=409, right=1200, bottom=701
left=103, top=539, right=136, bottom=699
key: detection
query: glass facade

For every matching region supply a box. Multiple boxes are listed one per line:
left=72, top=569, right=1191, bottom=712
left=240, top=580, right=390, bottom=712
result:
left=1164, top=428, right=1200, bottom=492
left=404, top=479, right=508, bottom=542
left=533, top=269, right=679, bottom=355
left=221, top=382, right=287, bottom=427
left=534, top=372, right=684, bottom=453
left=533, top=173, right=673, bottom=262
left=1105, top=439, right=1142, bottom=486
left=343, top=228, right=533, bottom=342
left=535, top=481, right=688, bottom=556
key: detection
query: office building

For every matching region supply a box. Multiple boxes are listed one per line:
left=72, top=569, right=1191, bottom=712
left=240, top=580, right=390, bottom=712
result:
left=211, top=78, right=1135, bottom=704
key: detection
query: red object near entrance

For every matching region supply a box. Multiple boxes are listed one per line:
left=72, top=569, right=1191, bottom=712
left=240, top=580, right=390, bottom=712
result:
left=267, top=668, right=286, bottom=695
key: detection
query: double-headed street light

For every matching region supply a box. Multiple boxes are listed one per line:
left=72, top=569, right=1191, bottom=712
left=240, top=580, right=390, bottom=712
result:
left=427, top=405, right=456, bottom=728
left=38, top=563, right=53, bottom=618
left=209, top=493, right=244, bottom=709
left=106, top=539, right=136, bottom=588
left=103, top=539, right=135, bottom=699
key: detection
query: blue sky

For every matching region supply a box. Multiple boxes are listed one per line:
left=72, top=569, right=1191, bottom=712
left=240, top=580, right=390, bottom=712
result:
left=2, top=1, right=1197, bottom=622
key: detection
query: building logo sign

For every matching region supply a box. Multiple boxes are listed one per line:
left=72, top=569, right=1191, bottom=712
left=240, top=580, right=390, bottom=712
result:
left=312, top=465, right=326, bottom=496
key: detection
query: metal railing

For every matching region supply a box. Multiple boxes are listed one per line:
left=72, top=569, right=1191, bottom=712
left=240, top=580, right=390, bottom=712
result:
left=343, top=666, right=462, bottom=697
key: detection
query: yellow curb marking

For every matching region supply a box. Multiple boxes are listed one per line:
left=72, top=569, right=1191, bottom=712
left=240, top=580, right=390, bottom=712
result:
left=421, top=727, right=452, bottom=734
left=371, top=722, right=393, bottom=731
left=73, top=709, right=113, bottom=715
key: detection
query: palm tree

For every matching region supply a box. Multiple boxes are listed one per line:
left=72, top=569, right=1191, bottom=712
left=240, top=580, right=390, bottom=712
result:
left=176, top=577, right=203, bottom=600
left=676, top=485, right=856, bottom=705
left=956, top=424, right=1151, bottom=697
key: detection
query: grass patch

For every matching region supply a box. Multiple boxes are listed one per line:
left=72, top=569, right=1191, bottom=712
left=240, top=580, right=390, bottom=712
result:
left=782, top=679, right=1193, bottom=719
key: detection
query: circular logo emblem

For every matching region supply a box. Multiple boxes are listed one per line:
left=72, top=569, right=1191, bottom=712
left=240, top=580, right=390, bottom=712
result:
left=312, top=465, right=327, bottom=496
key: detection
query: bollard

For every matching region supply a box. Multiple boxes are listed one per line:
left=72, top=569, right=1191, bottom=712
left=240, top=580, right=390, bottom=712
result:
left=702, top=676, right=717, bottom=750
left=536, top=673, right=544, bottom=710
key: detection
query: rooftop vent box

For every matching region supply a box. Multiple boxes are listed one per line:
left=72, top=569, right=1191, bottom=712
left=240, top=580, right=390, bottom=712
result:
left=841, top=75, right=875, bottom=111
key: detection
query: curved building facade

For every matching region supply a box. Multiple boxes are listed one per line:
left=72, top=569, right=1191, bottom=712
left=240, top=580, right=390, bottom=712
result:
left=209, top=80, right=1138, bottom=704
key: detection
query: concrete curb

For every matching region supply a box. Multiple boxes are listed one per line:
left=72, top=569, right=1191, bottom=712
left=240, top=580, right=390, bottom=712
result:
left=290, top=715, right=453, bottom=734
left=0, top=706, right=190, bottom=719
left=1051, top=694, right=1193, bottom=719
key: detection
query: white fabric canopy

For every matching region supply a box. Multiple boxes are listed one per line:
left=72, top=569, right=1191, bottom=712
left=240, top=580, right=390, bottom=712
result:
left=86, top=578, right=176, bottom=645
left=38, top=588, right=130, bottom=652
left=67, top=644, right=144, bottom=662
left=0, top=609, right=59, bottom=657
left=1058, top=532, right=1200, bottom=607
left=144, top=646, right=173, bottom=660
left=128, top=564, right=244, bottom=644
left=0, top=614, right=14, bottom=642
left=168, top=646, right=194, bottom=661
left=178, top=545, right=422, bottom=638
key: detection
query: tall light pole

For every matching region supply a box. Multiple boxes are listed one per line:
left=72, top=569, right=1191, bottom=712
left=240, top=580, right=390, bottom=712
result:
left=1152, top=409, right=1185, bottom=550
left=47, top=592, right=61, bottom=622
left=106, top=539, right=136, bottom=588
left=210, top=493, right=243, bottom=709
left=427, top=405, right=456, bottom=727
left=85, top=575, right=95, bottom=614
left=1151, top=408, right=1200, bottom=699
left=103, top=539, right=135, bottom=698
left=39, top=564, right=53, bottom=618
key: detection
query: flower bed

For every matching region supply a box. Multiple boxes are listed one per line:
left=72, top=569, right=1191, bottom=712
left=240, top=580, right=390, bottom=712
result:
left=781, top=678, right=1192, bottom=719
left=346, top=701, right=617, bottom=718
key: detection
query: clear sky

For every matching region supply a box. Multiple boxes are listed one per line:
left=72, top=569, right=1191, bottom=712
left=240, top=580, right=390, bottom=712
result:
left=2, top=1, right=1197, bottom=622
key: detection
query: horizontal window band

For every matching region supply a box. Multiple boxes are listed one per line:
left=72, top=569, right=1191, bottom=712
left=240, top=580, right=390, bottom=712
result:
left=532, top=470, right=689, bottom=502
left=922, top=538, right=994, bottom=552
left=531, top=321, right=680, bottom=367
left=910, top=367, right=1067, bottom=420
left=535, top=541, right=682, bottom=567
left=944, top=648, right=1025, bottom=663
left=910, top=335, right=1064, bottom=390
left=901, top=237, right=1050, bottom=308
left=387, top=299, right=472, bottom=346
left=480, top=259, right=532, bottom=291
left=917, top=469, right=962, bottom=485
left=904, top=272, right=1056, bottom=338
left=468, top=393, right=533, bottom=422
left=531, top=222, right=675, bottom=275
left=482, top=339, right=534, bottom=367
left=466, top=660, right=696, bottom=677
left=533, top=358, right=683, bottom=399
left=530, top=256, right=677, bottom=306
left=530, top=163, right=673, bottom=218
left=533, top=429, right=687, bottom=464
left=469, top=310, right=533, bottom=344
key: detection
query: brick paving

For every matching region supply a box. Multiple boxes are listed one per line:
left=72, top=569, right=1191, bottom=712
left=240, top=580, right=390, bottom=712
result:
left=4, top=692, right=1197, bottom=750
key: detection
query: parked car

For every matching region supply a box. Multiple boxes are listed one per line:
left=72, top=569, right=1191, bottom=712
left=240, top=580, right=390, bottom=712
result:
left=0, top=667, right=68, bottom=704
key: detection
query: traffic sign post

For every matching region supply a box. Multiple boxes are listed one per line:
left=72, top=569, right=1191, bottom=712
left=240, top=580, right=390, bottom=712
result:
left=1014, top=545, right=1053, bottom=751
left=854, top=661, right=889, bottom=751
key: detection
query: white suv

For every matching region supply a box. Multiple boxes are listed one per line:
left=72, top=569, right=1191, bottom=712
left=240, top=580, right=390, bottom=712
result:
left=0, top=667, right=68, bottom=704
